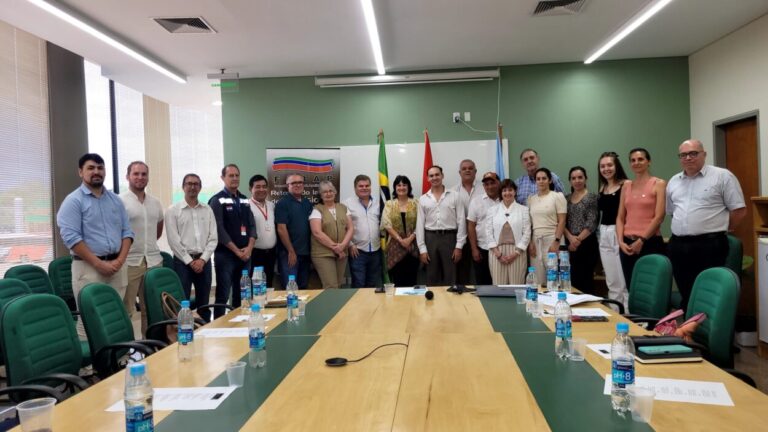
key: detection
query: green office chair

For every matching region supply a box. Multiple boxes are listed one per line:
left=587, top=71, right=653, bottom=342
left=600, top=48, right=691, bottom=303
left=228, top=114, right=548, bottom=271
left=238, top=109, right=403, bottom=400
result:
left=161, top=251, right=174, bottom=269
left=602, top=254, right=672, bottom=321
left=0, top=294, right=89, bottom=397
left=78, top=283, right=167, bottom=378
left=48, top=255, right=77, bottom=311
left=686, top=267, right=740, bottom=369
left=143, top=267, right=230, bottom=342
left=0, top=279, right=32, bottom=379
left=4, top=264, right=55, bottom=295
left=670, top=234, right=744, bottom=309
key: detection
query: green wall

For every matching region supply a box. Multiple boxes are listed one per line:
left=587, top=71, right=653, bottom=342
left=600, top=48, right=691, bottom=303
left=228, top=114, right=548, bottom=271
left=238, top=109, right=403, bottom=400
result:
left=223, top=57, right=689, bottom=196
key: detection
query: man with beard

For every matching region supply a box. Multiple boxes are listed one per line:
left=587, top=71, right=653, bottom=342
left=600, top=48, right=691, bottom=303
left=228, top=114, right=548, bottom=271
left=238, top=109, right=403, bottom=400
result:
left=57, top=153, right=134, bottom=340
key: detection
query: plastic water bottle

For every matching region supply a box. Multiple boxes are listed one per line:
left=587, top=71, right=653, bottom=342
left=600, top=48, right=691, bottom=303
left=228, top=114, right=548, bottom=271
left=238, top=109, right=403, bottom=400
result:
left=249, top=304, right=267, bottom=368
left=239, top=269, right=251, bottom=313
left=611, top=322, right=636, bottom=413
left=286, top=274, right=299, bottom=322
left=559, top=251, right=571, bottom=293
left=177, top=300, right=194, bottom=361
left=554, top=292, right=572, bottom=360
left=124, top=363, right=153, bottom=432
left=546, top=252, right=559, bottom=291
left=252, top=266, right=266, bottom=309
left=525, top=266, right=538, bottom=314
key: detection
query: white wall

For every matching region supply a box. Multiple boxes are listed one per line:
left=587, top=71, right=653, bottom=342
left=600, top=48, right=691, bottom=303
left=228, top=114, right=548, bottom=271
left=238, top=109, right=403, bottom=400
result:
left=689, top=13, right=768, bottom=194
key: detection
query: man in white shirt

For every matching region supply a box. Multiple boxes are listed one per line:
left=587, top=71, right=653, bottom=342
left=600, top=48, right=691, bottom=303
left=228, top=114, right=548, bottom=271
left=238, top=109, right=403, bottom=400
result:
left=120, top=161, right=164, bottom=334
left=454, top=159, right=479, bottom=284
left=467, top=172, right=501, bottom=285
left=416, top=165, right=467, bottom=286
left=343, top=175, right=382, bottom=288
left=249, top=174, right=277, bottom=287
left=666, top=139, right=746, bottom=310
left=165, top=173, right=218, bottom=321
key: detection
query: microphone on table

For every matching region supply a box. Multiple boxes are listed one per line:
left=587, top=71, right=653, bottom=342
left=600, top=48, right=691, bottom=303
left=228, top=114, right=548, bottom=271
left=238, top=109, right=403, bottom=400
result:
left=425, top=290, right=434, bottom=300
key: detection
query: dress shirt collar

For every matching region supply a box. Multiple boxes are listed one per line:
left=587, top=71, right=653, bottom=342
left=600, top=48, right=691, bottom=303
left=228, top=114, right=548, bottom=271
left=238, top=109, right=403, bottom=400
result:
left=78, top=183, right=105, bottom=197
left=681, top=164, right=709, bottom=179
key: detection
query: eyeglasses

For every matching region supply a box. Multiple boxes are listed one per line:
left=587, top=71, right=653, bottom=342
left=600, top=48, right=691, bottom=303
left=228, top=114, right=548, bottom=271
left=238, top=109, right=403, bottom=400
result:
left=183, top=182, right=201, bottom=187
left=288, top=181, right=304, bottom=185
left=678, top=151, right=701, bottom=160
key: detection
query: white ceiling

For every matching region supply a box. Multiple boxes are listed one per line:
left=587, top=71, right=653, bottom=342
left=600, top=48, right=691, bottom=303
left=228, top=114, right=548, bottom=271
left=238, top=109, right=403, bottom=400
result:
left=1, top=0, right=767, bottom=109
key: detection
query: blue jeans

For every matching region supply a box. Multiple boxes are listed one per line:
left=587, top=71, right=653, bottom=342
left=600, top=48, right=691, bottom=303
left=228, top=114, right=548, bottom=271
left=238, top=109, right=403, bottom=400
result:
left=277, top=248, right=311, bottom=289
left=214, top=251, right=251, bottom=319
left=173, top=257, right=212, bottom=322
left=349, top=249, right=382, bottom=288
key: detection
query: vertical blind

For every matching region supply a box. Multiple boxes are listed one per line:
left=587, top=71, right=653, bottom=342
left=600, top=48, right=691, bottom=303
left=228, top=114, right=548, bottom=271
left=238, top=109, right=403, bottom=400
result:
left=170, top=105, right=223, bottom=203
left=0, top=20, right=53, bottom=274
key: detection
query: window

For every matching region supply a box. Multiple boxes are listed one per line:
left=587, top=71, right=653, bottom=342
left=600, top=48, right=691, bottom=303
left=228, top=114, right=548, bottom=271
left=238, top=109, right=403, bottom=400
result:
left=114, top=82, right=145, bottom=192
left=170, top=105, right=223, bottom=203
left=0, top=21, right=53, bottom=274
left=83, top=60, right=113, bottom=189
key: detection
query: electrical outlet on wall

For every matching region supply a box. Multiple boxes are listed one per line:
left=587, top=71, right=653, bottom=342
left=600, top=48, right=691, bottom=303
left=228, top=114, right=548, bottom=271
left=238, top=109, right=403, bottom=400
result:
left=452, top=112, right=460, bottom=123
left=464, top=112, right=471, bottom=122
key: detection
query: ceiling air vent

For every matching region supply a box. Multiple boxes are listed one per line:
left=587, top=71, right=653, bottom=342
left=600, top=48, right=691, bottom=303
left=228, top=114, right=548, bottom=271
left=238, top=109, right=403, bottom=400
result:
left=532, top=0, right=587, bottom=16
left=153, top=17, right=216, bottom=34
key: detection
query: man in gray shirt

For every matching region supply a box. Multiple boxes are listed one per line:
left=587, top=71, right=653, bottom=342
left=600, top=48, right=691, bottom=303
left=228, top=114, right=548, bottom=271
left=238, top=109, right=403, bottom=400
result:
left=666, top=139, right=746, bottom=310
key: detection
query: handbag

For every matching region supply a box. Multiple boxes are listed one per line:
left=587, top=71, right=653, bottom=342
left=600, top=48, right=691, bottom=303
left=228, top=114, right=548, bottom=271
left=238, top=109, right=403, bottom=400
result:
left=653, top=309, right=707, bottom=344
left=160, top=293, right=202, bottom=342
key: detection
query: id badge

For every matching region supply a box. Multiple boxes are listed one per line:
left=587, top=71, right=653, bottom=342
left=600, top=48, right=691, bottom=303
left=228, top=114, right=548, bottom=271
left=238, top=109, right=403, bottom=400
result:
left=265, top=224, right=272, bottom=232
left=241, top=225, right=247, bottom=236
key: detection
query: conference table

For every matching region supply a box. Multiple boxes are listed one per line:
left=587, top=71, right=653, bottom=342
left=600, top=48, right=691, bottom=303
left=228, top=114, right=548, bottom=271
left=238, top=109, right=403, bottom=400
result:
left=29, top=287, right=768, bottom=431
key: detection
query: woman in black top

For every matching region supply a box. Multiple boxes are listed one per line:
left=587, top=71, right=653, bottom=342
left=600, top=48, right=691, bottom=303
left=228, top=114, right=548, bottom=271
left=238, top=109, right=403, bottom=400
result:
left=597, top=152, right=629, bottom=308
left=565, top=167, right=599, bottom=293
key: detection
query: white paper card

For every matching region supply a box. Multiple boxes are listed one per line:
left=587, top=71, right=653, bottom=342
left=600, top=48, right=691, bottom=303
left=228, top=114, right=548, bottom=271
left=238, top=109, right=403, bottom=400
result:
left=587, top=344, right=612, bottom=359
left=602, top=375, right=734, bottom=406
left=106, top=387, right=236, bottom=411
left=228, top=313, right=274, bottom=323
left=571, top=308, right=611, bottom=317
left=395, top=287, right=427, bottom=296
left=538, top=292, right=603, bottom=308
left=197, top=327, right=250, bottom=338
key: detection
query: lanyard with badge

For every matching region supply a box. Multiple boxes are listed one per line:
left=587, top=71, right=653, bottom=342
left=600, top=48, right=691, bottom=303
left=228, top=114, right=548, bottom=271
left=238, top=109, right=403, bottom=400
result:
left=251, top=198, right=271, bottom=231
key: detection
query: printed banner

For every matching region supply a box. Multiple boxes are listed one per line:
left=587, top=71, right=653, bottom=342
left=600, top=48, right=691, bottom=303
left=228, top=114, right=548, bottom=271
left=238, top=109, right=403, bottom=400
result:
left=266, top=148, right=341, bottom=205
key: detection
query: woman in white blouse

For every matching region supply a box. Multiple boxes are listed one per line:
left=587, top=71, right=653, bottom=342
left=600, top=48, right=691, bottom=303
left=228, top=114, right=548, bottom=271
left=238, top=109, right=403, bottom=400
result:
left=486, top=179, right=531, bottom=284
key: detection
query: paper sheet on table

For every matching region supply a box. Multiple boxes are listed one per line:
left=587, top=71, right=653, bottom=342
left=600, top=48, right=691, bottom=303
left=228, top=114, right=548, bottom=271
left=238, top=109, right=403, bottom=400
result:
left=395, top=287, right=427, bottom=296
left=538, top=292, right=603, bottom=308
left=542, top=307, right=611, bottom=318
left=197, top=327, right=250, bottom=338
left=106, top=387, right=236, bottom=411
left=602, top=375, right=734, bottom=406
left=229, top=313, right=275, bottom=323
left=587, top=344, right=612, bottom=359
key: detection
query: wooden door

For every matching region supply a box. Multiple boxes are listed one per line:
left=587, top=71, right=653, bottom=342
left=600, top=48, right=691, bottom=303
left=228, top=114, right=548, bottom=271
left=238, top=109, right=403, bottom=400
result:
left=723, top=117, right=759, bottom=316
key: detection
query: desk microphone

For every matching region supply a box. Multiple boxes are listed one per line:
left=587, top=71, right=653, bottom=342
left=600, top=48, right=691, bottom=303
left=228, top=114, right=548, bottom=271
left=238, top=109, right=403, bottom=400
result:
left=425, top=290, right=434, bottom=300
left=325, top=343, right=408, bottom=367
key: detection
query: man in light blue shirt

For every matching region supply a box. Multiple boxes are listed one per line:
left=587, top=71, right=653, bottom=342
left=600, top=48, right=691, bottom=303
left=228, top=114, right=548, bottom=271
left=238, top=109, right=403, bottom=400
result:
left=57, top=153, right=134, bottom=339
left=515, top=148, right=564, bottom=205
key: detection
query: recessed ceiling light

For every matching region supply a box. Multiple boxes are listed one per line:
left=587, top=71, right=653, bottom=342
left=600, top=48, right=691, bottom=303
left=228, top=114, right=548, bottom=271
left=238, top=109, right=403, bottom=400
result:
left=27, top=0, right=187, bottom=83
left=360, top=0, right=385, bottom=75
left=584, top=0, right=674, bottom=64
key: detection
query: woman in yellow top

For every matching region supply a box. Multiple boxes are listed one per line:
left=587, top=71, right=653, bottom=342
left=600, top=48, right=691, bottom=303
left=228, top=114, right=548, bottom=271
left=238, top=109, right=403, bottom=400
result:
left=527, top=167, right=567, bottom=286
left=380, top=175, right=419, bottom=286
left=310, top=181, right=354, bottom=288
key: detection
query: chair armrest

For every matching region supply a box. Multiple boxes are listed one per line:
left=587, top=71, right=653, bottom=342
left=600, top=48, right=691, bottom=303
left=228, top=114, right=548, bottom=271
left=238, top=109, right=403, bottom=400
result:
left=196, top=303, right=235, bottom=312
left=134, top=339, right=169, bottom=350
left=146, top=319, right=178, bottom=344
left=94, top=342, right=157, bottom=377
left=0, top=385, right=64, bottom=402
left=600, top=299, right=625, bottom=315
left=724, top=369, right=756, bottom=388
left=629, top=317, right=660, bottom=328
left=23, top=373, right=89, bottom=394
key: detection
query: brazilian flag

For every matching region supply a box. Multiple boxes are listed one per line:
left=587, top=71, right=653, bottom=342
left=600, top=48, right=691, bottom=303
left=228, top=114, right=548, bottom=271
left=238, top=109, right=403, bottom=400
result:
left=377, top=129, right=391, bottom=284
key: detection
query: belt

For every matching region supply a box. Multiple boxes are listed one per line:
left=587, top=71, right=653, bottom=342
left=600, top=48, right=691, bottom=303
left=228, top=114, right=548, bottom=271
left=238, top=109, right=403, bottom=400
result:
left=189, top=253, right=202, bottom=260
left=426, top=229, right=457, bottom=235
left=73, top=253, right=119, bottom=261
left=672, top=232, right=726, bottom=241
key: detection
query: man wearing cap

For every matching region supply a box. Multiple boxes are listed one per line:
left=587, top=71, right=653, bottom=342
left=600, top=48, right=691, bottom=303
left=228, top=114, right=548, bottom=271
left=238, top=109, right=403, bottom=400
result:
left=515, top=148, right=564, bottom=205
left=467, top=172, right=502, bottom=285
left=666, top=139, right=746, bottom=310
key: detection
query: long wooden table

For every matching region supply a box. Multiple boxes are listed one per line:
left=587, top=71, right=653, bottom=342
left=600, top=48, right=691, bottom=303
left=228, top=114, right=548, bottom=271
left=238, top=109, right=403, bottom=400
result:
left=29, top=288, right=768, bottom=431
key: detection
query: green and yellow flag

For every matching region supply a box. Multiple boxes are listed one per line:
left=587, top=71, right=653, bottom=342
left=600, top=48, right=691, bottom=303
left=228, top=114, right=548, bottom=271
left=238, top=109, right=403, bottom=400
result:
left=377, top=129, right=391, bottom=284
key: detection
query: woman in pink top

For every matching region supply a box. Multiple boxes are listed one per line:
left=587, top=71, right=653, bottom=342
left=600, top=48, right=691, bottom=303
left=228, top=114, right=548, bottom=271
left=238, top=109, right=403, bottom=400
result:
left=616, top=148, right=666, bottom=290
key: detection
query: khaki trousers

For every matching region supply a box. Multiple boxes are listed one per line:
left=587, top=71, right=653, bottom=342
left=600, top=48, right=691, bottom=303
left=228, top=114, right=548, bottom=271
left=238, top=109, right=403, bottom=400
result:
left=72, top=259, right=127, bottom=340
left=126, top=258, right=160, bottom=336
left=312, top=255, right=348, bottom=289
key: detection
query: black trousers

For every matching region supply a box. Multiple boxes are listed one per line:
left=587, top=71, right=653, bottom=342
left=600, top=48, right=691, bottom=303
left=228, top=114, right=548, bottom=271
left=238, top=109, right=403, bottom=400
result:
left=251, top=247, right=277, bottom=288
left=425, top=230, right=457, bottom=286
left=668, top=233, right=728, bottom=311
left=389, top=254, right=420, bottom=287
left=456, top=243, right=473, bottom=284
left=619, top=235, right=666, bottom=290
left=473, top=248, right=493, bottom=285
left=568, top=233, right=599, bottom=294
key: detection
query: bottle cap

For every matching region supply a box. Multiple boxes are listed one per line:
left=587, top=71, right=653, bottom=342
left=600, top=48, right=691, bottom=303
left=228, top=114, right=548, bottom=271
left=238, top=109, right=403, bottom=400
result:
left=242, top=269, right=249, bottom=275
left=129, top=363, right=145, bottom=376
left=181, top=300, right=190, bottom=308
left=528, top=266, right=535, bottom=272
left=254, top=266, right=264, bottom=271
left=617, top=322, right=629, bottom=333
left=288, top=275, right=296, bottom=281
left=251, top=304, right=261, bottom=312
left=547, top=252, right=557, bottom=258
left=557, top=292, right=567, bottom=300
